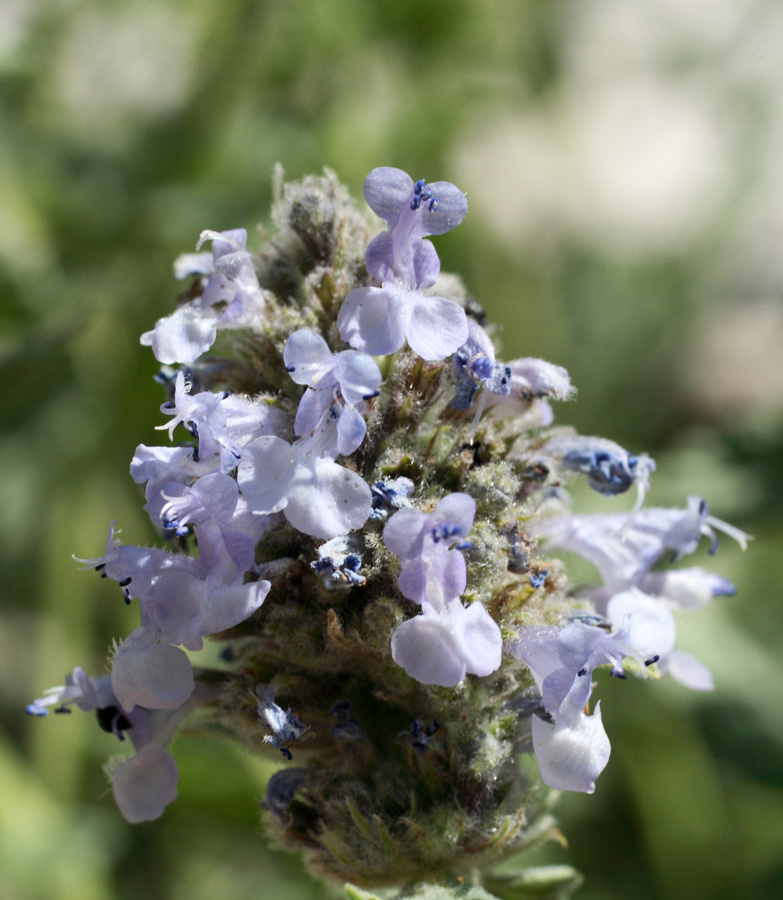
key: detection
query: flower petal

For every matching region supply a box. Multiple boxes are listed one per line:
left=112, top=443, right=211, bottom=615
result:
left=284, top=329, right=334, bottom=386
left=140, top=305, right=218, bottom=365
left=112, top=744, right=179, bottom=823
left=532, top=701, right=611, bottom=793
left=417, top=181, right=468, bottom=235
left=237, top=435, right=295, bottom=514
left=391, top=612, right=467, bottom=687
left=284, top=457, right=371, bottom=538
left=336, top=351, right=382, bottom=407
left=338, top=285, right=408, bottom=356
left=363, top=167, right=413, bottom=224
left=111, top=627, right=194, bottom=711
left=407, top=295, right=468, bottom=361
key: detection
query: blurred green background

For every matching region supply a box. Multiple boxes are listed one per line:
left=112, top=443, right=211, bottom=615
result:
left=1, top=1, right=782, bottom=899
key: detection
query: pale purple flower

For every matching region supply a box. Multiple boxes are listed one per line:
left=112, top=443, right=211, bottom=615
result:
left=237, top=434, right=372, bottom=539
left=362, top=167, right=468, bottom=288
left=391, top=597, right=502, bottom=687
left=510, top=620, right=647, bottom=793
left=384, top=492, right=501, bottom=686
left=284, top=329, right=381, bottom=405
left=154, top=473, right=271, bottom=583
left=27, top=668, right=211, bottom=823
left=156, top=372, right=239, bottom=469
left=383, top=493, right=476, bottom=609
left=534, top=496, right=750, bottom=596
left=131, top=445, right=210, bottom=506
left=141, top=305, right=220, bottom=367
left=284, top=329, right=380, bottom=453
left=141, top=229, right=268, bottom=365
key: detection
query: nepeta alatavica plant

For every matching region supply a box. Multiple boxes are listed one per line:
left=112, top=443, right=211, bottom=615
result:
left=28, top=167, right=748, bottom=899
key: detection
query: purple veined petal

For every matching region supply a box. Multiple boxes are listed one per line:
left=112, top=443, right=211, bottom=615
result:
left=338, top=285, right=409, bottom=356
left=336, top=403, right=367, bottom=457
left=363, top=167, right=413, bottom=224
left=140, top=305, right=219, bottom=365
left=391, top=610, right=468, bottom=687
left=383, top=507, right=429, bottom=559
left=365, top=231, right=394, bottom=282
left=112, top=744, right=179, bottom=823
left=606, top=589, right=677, bottom=659
left=665, top=649, right=714, bottom=691
left=412, top=239, right=441, bottom=289
left=294, top=386, right=331, bottom=438
left=531, top=700, right=611, bottom=793
left=284, top=456, right=371, bottom=539
left=407, top=294, right=469, bottom=362
left=416, top=181, right=468, bottom=235
left=335, top=351, right=382, bottom=407
left=111, top=627, right=195, bottom=712
left=148, top=570, right=269, bottom=649
left=237, top=435, right=295, bottom=515
left=284, top=329, right=335, bottom=387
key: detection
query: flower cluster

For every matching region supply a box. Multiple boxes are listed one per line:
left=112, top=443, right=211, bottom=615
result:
left=28, top=167, right=747, bottom=888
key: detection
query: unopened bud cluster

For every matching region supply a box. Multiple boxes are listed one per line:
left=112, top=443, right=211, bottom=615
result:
left=28, top=167, right=747, bottom=891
